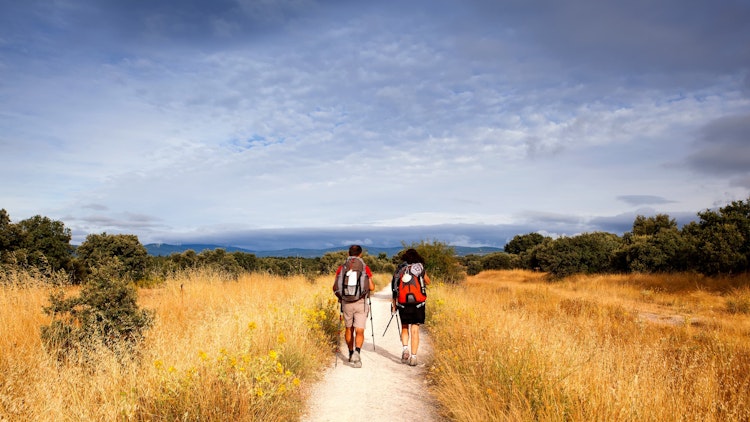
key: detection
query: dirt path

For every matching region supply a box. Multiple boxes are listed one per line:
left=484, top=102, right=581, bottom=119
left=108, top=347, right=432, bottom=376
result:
left=302, top=286, right=443, bottom=422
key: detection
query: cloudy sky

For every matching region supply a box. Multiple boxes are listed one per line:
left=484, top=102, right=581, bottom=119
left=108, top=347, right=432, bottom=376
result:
left=1, top=0, right=749, bottom=250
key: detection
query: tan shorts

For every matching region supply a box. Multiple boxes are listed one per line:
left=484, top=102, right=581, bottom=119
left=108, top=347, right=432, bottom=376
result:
left=341, top=298, right=370, bottom=329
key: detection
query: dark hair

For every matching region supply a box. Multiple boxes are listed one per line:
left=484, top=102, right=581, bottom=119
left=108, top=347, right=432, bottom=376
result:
left=348, top=245, right=363, bottom=256
left=401, top=248, right=424, bottom=264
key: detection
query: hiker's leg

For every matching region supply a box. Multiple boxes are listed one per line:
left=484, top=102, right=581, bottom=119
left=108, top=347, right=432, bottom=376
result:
left=410, top=324, right=420, bottom=355
left=345, top=327, right=354, bottom=350
left=401, top=324, right=410, bottom=346
left=354, top=327, right=366, bottom=348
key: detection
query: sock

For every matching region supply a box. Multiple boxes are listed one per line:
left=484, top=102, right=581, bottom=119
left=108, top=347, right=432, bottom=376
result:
left=349, top=350, right=354, bottom=358
left=355, top=347, right=361, bottom=353
left=402, top=345, right=408, bottom=350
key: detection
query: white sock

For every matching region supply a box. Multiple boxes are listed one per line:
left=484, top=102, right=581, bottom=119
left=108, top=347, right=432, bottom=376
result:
left=402, top=345, right=408, bottom=350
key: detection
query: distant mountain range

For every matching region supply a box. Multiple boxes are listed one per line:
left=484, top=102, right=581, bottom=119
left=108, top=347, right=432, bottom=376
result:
left=144, top=243, right=503, bottom=258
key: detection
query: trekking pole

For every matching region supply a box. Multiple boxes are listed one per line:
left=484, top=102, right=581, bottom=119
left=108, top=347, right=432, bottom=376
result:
left=335, top=303, right=342, bottom=368
left=395, top=306, right=401, bottom=335
left=394, top=305, right=402, bottom=342
left=368, top=295, right=375, bottom=351
left=383, top=301, right=400, bottom=337
left=383, top=307, right=397, bottom=337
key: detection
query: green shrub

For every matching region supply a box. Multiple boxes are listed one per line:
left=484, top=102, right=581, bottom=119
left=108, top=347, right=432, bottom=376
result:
left=40, top=264, right=154, bottom=362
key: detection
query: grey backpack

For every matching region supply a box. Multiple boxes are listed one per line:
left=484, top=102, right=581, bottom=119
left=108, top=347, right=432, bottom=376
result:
left=335, top=257, right=370, bottom=302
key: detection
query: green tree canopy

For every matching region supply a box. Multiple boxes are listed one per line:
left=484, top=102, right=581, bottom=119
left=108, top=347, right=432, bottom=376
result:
left=12, top=214, right=73, bottom=272
left=76, top=233, right=148, bottom=281
left=504, top=232, right=549, bottom=255
left=534, top=232, right=622, bottom=279
left=631, top=214, right=678, bottom=236
left=399, top=240, right=465, bottom=283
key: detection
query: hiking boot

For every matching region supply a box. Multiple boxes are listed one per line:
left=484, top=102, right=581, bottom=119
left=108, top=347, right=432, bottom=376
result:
left=351, top=351, right=362, bottom=368
left=408, top=355, right=417, bottom=366
left=401, top=348, right=410, bottom=364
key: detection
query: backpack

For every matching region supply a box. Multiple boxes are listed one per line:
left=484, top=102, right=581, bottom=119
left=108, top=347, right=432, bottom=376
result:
left=334, top=257, right=370, bottom=302
left=393, top=263, right=427, bottom=306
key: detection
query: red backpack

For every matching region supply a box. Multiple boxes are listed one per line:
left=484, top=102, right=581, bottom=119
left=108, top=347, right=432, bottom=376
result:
left=395, top=263, right=427, bottom=305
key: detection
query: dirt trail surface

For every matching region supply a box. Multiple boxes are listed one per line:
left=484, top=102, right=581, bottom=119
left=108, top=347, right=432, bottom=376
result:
left=302, top=286, right=443, bottom=422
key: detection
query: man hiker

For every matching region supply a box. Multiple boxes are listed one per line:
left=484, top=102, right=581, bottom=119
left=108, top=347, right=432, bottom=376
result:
left=333, top=244, right=375, bottom=368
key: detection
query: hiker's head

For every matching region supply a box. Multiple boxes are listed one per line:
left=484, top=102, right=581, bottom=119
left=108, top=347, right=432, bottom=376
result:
left=348, top=244, right=363, bottom=256
left=401, top=248, right=424, bottom=264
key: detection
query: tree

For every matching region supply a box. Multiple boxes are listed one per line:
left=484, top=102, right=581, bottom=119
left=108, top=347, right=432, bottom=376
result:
left=232, top=251, right=258, bottom=272
left=682, top=198, right=750, bottom=275
left=76, top=233, right=148, bottom=281
left=480, top=252, right=514, bottom=271
left=321, top=250, right=348, bottom=274
left=461, top=254, right=484, bottom=276
left=196, top=248, right=241, bottom=275
left=613, top=214, right=689, bottom=273
left=171, top=249, right=198, bottom=270
left=504, top=232, right=549, bottom=254
left=535, top=232, right=622, bottom=279
left=399, top=240, right=465, bottom=283
left=15, top=214, right=73, bottom=272
left=631, top=214, right=678, bottom=236
left=0, top=209, right=14, bottom=251
left=615, top=229, right=689, bottom=273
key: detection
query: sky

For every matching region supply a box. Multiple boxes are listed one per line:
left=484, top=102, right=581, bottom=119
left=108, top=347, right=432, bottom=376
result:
left=1, top=0, right=749, bottom=251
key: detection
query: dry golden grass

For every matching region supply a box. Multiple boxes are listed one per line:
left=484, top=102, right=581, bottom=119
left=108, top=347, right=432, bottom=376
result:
left=426, top=270, right=750, bottom=421
left=0, top=269, right=348, bottom=421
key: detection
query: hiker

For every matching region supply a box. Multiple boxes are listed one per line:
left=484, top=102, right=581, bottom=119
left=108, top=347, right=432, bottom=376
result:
left=333, top=245, right=375, bottom=368
left=392, top=248, right=430, bottom=366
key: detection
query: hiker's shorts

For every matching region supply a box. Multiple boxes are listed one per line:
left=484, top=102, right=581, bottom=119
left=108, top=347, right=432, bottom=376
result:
left=398, top=303, right=426, bottom=325
left=342, top=298, right=370, bottom=329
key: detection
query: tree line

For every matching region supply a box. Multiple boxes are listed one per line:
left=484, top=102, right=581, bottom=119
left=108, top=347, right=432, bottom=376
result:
left=461, top=197, right=750, bottom=279
left=2, top=196, right=749, bottom=284
left=0, top=208, right=464, bottom=284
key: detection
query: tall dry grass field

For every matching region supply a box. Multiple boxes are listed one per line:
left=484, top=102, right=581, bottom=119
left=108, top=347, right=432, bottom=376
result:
left=0, top=269, right=343, bottom=421
left=427, top=270, right=750, bottom=421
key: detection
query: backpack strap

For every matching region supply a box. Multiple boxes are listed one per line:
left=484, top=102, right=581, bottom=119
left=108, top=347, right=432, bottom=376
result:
left=392, top=262, right=408, bottom=299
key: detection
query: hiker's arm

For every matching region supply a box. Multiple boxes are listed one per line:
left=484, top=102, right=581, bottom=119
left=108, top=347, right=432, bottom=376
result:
left=366, top=266, right=375, bottom=291
left=332, top=266, right=342, bottom=292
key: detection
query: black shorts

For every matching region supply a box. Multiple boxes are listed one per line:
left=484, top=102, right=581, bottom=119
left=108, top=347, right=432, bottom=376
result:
left=398, top=303, right=426, bottom=325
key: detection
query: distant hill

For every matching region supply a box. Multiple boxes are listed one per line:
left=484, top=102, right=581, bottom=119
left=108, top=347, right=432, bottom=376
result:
left=144, top=243, right=503, bottom=258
